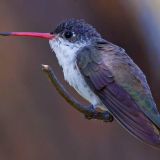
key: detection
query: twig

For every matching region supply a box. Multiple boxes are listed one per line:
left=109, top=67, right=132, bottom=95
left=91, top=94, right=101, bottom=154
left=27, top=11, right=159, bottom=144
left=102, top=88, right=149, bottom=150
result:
left=41, top=64, right=113, bottom=122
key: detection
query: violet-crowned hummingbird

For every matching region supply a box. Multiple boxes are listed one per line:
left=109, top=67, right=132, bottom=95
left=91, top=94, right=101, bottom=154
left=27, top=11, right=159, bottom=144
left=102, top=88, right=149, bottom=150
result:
left=0, top=19, right=160, bottom=148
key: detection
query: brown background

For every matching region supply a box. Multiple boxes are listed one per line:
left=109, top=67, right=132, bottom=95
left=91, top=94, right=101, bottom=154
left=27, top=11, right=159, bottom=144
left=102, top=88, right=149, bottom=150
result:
left=0, top=0, right=160, bottom=160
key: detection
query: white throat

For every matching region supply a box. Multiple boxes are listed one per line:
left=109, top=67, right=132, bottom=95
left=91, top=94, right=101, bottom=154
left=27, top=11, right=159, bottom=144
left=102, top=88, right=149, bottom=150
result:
left=49, top=38, right=83, bottom=82
left=49, top=38, right=107, bottom=110
left=49, top=38, right=81, bottom=67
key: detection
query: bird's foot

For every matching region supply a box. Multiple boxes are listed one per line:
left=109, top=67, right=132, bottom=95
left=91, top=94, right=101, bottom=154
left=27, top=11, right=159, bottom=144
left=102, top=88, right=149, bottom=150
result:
left=84, top=105, right=114, bottom=122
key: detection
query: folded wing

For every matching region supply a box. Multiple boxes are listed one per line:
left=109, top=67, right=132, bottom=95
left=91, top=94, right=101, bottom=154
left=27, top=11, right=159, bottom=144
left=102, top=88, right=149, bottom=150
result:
left=76, top=41, right=160, bottom=147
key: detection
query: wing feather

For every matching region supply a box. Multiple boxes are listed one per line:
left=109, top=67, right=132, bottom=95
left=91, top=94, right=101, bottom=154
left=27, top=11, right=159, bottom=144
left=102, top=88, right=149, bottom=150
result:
left=77, top=41, right=160, bottom=146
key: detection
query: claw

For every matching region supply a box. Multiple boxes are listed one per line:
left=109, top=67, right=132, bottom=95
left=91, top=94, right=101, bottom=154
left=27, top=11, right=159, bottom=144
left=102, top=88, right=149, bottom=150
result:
left=84, top=105, right=95, bottom=120
left=84, top=105, right=114, bottom=122
left=103, top=112, right=114, bottom=122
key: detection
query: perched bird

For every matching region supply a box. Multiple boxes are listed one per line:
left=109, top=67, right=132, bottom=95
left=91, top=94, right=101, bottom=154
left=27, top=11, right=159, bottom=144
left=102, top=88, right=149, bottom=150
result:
left=0, top=19, right=160, bottom=148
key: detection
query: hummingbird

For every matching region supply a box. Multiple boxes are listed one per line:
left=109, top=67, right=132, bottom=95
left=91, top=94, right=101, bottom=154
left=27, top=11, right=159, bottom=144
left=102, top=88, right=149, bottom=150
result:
left=1, top=19, right=160, bottom=148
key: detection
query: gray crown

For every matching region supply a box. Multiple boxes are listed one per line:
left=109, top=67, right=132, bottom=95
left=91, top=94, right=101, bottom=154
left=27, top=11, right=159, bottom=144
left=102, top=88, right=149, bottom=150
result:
left=52, top=19, right=101, bottom=43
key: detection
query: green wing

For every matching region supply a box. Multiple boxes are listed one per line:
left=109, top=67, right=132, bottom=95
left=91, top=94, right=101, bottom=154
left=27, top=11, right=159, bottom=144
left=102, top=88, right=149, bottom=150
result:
left=77, top=40, right=160, bottom=146
left=111, top=46, right=160, bottom=127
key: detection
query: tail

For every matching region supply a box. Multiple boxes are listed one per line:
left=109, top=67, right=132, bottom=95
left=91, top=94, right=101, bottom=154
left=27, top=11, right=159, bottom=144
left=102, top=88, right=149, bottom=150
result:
left=148, top=122, right=160, bottom=149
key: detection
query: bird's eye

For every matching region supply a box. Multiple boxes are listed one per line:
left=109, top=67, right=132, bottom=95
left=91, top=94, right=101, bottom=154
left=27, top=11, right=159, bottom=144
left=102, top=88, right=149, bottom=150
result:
left=63, top=31, right=75, bottom=39
left=64, top=31, right=73, bottom=39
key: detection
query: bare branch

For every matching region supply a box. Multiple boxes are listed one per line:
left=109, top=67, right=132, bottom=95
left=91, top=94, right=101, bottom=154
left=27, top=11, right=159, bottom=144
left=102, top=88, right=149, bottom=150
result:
left=42, top=64, right=113, bottom=122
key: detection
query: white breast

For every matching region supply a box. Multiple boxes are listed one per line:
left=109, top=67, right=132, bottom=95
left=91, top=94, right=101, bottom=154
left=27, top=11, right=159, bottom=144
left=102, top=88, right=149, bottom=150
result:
left=49, top=38, right=107, bottom=110
left=63, top=61, right=100, bottom=106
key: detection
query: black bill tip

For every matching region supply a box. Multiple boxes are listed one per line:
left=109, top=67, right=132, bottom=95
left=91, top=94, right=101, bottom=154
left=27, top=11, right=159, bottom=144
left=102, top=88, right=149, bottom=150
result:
left=0, top=32, right=11, bottom=36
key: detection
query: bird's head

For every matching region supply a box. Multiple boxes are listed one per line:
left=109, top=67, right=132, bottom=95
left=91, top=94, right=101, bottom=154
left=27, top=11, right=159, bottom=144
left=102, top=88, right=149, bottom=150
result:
left=49, top=19, right=101, bottom=65
left=0, top=19, right=101, bottom=65
left=49, top=19, right=101, bottom=50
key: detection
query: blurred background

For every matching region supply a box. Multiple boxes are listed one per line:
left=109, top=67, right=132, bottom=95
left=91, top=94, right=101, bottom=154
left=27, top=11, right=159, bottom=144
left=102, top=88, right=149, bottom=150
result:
left=0, top=0, right=160, bottom=159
